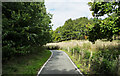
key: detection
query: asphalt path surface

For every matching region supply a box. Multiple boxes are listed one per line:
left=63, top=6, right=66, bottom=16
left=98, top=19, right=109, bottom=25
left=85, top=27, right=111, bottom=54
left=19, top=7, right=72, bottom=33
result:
left=37, top=50, right=83, bottom=76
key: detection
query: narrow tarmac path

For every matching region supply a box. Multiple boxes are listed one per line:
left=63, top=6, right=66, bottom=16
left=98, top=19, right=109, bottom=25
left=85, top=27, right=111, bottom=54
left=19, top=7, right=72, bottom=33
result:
left=37, top=50, right=83, bottom=76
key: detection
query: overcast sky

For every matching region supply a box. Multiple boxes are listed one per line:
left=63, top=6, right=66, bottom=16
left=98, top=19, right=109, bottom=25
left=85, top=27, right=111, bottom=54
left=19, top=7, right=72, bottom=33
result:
left=45, top=0, right=93, bottom=30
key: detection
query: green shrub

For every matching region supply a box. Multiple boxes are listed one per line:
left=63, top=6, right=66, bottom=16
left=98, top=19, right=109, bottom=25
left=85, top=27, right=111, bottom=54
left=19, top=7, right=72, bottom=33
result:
left=46, top=45, right=60, bottom=50
left=90, top=49, right=119, bottom=74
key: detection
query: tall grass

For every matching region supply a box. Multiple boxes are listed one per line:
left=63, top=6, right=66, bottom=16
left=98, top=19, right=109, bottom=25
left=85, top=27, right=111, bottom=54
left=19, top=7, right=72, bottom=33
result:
left=46, top=40, right=120, bottom=75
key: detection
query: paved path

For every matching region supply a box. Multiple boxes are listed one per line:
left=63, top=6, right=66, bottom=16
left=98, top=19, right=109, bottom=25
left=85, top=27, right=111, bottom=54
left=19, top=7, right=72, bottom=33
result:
left=37, top=50, right=83, bottom=76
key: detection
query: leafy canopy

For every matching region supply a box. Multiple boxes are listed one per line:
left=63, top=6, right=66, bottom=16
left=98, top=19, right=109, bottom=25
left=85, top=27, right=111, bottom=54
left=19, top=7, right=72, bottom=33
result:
left=88, top=1, right=120, bottom=43
left=2, top=2, right=52, bottom=60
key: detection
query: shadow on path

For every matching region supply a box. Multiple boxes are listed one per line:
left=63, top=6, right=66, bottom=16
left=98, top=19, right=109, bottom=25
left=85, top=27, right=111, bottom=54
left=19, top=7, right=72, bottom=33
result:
left=38, top=50, right=83, bottom=76
left=38, top=68, right=82, bottom=76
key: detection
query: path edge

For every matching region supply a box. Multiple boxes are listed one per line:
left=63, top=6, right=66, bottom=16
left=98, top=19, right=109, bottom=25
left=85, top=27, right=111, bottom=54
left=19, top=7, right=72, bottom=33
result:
left=37, top=50, right=53, bottom=76
left=61, top=50, right=84, bottom=76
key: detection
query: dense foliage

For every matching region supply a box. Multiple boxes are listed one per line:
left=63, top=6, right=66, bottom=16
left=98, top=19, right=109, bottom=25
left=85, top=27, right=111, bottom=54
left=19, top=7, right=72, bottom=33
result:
left=88, top=1, right=120, bottom=43
left=52, top=1, right=120, bottom=43
left=2, top=2, right=52, bottom=61
left=52, top=17, right=94, bottom=42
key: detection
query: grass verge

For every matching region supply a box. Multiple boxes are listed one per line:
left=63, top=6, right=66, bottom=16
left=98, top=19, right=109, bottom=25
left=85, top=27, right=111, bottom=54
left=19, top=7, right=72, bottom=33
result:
left=2, top=47, right=51, bottom=76
left=62, top=49, right=88, bottom=74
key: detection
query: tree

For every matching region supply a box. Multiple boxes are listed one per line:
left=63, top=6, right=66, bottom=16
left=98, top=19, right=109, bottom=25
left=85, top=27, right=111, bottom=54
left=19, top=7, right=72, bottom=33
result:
left=52, top=27, right=62, bottom=42
left=52, top=17, right=94, bottom=42
left=2, top=2, right=52, bottom=60
left=88, top=1, right=120, bottom=43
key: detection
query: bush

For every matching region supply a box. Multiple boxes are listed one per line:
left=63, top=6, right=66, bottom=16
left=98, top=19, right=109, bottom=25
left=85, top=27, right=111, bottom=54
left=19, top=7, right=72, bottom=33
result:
left=46, top=45, right=60, bottom=50
left=90, top=49, right=119, bottom=74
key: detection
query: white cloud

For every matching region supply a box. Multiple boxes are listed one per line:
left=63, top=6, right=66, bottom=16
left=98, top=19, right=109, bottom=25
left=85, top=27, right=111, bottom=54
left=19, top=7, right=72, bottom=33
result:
left=45, top=0, right=93, bottom=30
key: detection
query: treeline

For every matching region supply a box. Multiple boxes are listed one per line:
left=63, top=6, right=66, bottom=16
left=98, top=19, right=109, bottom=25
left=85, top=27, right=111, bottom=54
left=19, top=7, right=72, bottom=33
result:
left=51, top=17, right=95, bottom=42
left=52, top=1, right=120, bottom=43
left=2, top=2, right=52, bottom=61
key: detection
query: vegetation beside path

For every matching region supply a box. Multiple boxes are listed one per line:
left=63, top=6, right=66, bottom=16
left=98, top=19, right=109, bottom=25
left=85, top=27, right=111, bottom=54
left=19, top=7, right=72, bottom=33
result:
left=2, top=46, right=51, bottom=76
left=46, top=40, right=120, bottom=75
left=2, top=2, right=52, bottom=76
